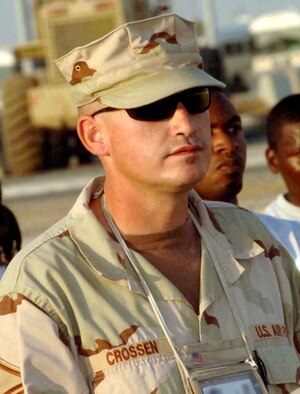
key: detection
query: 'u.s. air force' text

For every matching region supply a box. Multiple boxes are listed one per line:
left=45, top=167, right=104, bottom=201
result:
left=251, top=323, right=287, bottom=340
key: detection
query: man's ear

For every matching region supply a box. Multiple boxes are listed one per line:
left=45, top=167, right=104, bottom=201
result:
left=265, top=147, right=279, bottom=174
left=77, top=115, right=109, bottom=156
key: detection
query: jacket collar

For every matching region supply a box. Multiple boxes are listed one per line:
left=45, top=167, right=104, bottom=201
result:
left=189, top=192, right=265, bottom=318
left=67, top=177, right=127, bottom=281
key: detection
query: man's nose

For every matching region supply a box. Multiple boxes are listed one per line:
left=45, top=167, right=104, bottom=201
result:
left=170, top=103, right=198, bottom=136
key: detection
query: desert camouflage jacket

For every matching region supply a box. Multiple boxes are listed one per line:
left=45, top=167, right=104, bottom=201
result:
left=0, top=177, right=300, bottom=393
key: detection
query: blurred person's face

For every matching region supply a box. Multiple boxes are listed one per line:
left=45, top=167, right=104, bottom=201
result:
left=266, top=122, right=300, bottom=206
left=194, top=90, right=246, bottom=204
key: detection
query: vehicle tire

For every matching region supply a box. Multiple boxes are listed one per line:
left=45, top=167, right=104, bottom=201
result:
left=1, top=74, right=44, bottom=175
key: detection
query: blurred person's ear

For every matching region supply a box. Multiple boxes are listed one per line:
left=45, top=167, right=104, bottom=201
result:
left=77, top=115, right=110, bottom=157
left=266, top=147, right=279, bottom=174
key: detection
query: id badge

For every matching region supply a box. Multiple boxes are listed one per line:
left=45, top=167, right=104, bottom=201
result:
left=178, top=340, right=268, bottom=394
left=188, top=363, right=268, bottom=394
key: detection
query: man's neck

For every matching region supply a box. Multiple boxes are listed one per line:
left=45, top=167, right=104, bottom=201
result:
left=229, top=196, right=238, bottom=205
left=285, top=192, right=300, bottom=208
left=96, top=181, right=190, bottom=236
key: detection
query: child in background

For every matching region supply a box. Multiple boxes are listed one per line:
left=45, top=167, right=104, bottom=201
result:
left=265, top=94, right=300, bottom=221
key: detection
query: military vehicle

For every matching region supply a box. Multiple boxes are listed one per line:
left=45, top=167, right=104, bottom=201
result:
left=1, top=0, right=158, bottom=175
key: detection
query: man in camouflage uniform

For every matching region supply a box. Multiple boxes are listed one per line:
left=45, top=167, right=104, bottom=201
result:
left=0, top=14, right=300, bottom=393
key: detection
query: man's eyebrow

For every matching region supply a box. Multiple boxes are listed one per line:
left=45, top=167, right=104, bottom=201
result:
left=225, top=115, right=242, bottom=126
left=210, top=115, right=242, bottom=129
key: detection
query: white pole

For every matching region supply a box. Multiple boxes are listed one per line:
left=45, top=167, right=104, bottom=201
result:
left=13, top=0, right=27, bottom=43
left=184, top=0, right=201, bottom=22
left=202, top=0, right=218, bottom=47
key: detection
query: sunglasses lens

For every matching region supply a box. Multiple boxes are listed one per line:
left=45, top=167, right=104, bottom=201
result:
left=127, top=97, right=176, bottom=121
left=126, top=88, right=210, bottom=121
left=182, top=89, right=210, bottom=114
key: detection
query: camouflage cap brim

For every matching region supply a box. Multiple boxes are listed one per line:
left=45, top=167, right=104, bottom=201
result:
left=97, top=67, right=224, bottom=109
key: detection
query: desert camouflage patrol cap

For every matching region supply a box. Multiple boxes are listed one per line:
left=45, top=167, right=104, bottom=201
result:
left=55, top=13, right=225, bottom=109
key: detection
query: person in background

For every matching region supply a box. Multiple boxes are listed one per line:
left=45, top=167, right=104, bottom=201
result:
left=194, top=88, right=246, bottom=204
left=0, top=204, right=21, bottom=279
left=195, top=88, right=300, bottom=268
left=0, top=15, right=299, bottom=393
left=0, top=198, right=21, bottom=279
left=264, top=94, right=300, bottom=221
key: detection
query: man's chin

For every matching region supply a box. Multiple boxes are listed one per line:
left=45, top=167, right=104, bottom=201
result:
left=198, top=181, right=243, bottom=203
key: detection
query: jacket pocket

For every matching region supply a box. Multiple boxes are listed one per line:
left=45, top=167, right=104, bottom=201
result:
left=255, top=340, right=300, bottom=384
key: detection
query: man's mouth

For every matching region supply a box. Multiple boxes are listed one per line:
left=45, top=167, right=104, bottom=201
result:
left=170, top=145, right=202, bottom=156
left=217, top=158, right=243, bottom=172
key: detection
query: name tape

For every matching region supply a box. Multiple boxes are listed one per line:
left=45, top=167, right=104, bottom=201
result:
left=85, top=337, right=172, bottom=372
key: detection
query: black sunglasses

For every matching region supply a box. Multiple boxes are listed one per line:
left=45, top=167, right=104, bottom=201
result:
left=91, top=88, right=210, bottom=122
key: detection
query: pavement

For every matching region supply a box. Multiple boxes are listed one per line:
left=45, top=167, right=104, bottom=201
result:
left=2, top=163, right=103, bottom=202
left=1, top=139, right=267, bottom=202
